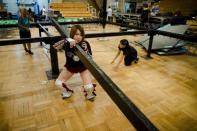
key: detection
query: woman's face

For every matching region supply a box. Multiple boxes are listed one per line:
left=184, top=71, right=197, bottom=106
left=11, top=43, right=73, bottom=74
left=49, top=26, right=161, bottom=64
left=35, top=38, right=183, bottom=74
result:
left=73, top=29, right=83, bottom=43
left=21, top=10, right=27, bottom=17
left=119, top=43, right=126, bottom=48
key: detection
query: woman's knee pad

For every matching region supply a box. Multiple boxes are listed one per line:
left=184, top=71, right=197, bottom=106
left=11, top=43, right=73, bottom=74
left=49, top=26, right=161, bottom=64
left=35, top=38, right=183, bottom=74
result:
left=55, top=79, right=63, bottom=87
left=84, top=84, right=94, bottom=91
left=83, top=84, right=96, bottom=100
left=55, top=79, right=73, bottom=93
left=83, top=84, right=96, bottom=94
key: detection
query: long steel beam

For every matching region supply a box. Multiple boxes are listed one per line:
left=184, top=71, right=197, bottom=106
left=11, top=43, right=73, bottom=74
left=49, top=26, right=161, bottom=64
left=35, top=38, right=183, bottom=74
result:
left=0, top=30, right=147, bottom=46
left=38, top=23, right=60, bottom=77
left=154, top=30, right=197, bottom=43
left=0, top=20, right=100, bottom=28
left=0, top=36, right=61, bottom=46
left=51, top=17, right=159, bottom=131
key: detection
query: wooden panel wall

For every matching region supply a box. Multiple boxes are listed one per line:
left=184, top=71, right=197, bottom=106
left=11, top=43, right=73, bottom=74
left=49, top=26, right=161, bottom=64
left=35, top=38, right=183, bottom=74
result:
left=159, top=0, right=197, bottom=15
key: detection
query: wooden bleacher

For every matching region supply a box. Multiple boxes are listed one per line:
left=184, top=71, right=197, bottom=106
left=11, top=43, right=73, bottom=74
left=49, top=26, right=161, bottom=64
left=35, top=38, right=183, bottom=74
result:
left=159, top=0, right=196, bottom=16
left=50, top=2, right=93, bottom=18
left=0, top=4, right=4, bottom=12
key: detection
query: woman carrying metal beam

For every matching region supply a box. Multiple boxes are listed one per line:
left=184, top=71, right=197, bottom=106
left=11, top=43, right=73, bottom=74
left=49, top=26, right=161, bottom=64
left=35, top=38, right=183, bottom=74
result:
left=53, top=25, right=96, bottom=101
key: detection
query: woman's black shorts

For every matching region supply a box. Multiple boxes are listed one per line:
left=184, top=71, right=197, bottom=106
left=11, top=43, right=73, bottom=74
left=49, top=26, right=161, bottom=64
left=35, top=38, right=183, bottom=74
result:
left=124, top=55, right=137, bottom=66
left=64, top=64, right=87, bottom=73
left=19, top=30, right=31, bottom=38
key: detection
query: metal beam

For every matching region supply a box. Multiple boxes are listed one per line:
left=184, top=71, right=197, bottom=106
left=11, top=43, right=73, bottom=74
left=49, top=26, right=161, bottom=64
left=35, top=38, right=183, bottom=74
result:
left=101, top=0, right=107, bottom=29
left=0, top=36, right=61, bottom=46
left=154, top=30, right=197, bottom=43
left=38, top=23, right=52, bottom=37
left=85, top=30, right=147, bottom=38
left=1, top=29, right=196, bottom=46
left=0, top=20, right=100, bottom=28
left=50, top=18, right=69, bottom=37
left=109, top=22, right=147, bottom=30
left=50, top=17, right=159, bottom=131
left=0, top=31, right=147, bottom=46
left=38, top=23, right=60, bottom=78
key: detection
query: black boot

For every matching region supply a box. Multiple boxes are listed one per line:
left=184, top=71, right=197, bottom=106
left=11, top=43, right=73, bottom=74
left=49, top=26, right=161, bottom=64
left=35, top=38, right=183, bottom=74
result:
left=28, top=50, right=34, bottom=55
left=134, top=58, right=139, bottom=63
left=24, top=48, right=28, bottom=53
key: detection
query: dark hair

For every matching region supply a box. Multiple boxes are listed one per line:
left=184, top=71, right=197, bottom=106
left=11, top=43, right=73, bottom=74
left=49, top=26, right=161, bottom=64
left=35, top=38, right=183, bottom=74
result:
left=70, top=25, right=85, bottom=41
left=120, top=39, right=129, bottom=47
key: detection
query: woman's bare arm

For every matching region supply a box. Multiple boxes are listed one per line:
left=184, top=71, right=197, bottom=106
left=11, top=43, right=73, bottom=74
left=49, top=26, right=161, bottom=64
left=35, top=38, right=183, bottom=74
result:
left=111, top=50, right=121, bottom=64
left=53, top=38, right=76, bottom=50
left=115, top=51, right=124, bottom=67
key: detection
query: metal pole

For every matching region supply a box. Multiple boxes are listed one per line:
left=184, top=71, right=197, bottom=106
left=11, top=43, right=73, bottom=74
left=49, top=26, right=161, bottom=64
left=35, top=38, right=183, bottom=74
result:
left=102, top=0, right=107, bottom=29
left=38, top=27, right=49, bottom=46
left=38, top=23, right=60, bottom=79
left=38, top=27, right=42, bottom=46
left=147, top=31, right=154, bottom=58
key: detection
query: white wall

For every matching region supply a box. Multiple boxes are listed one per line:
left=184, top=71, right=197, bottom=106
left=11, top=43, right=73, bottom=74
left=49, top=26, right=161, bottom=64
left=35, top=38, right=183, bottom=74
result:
left=107, top=0, right=116, bottom=8
left=3, top=0, right=18, bottom=14
left=38, top=0, right=48, bottom=10
left=3, top=0, right=48, bottom=15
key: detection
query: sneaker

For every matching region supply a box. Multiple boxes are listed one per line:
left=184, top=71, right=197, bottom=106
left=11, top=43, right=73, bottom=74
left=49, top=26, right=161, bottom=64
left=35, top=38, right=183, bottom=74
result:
left=61, top=83, right=73, bottom=99
left=61, top=91, right=73, bottom=99
left=84, top=84, right=96, bottom=101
